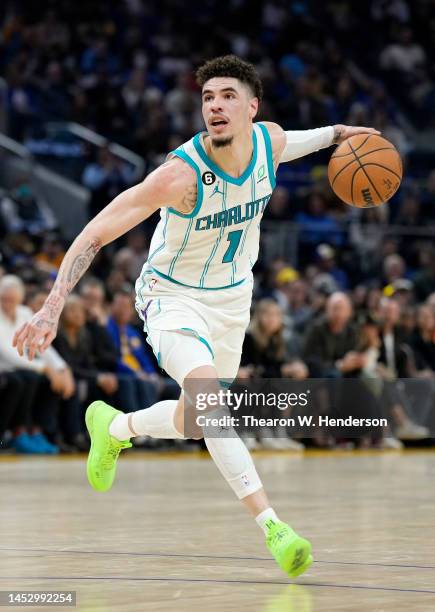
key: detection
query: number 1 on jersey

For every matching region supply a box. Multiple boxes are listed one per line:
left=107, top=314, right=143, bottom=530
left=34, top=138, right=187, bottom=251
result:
left=222, top=229, right=243, bottom=263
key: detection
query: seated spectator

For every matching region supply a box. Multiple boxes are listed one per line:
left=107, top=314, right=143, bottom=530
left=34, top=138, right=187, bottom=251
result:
left=382, top=254, right=408, bottom=288
left=263, top=186, right=293, bottom=221
left=0, top=275, right=74, bottom=453
left=380, top=27, right=426, bottom=76
left=281, top=278, right=314, bottom=334
left=33, top=233, right=65, bottom=273
left=409, top=304, right=435, bottom=376
left=113, top=229, right=149, bottom=282
left=240, top=299, right=307, bottom=380
left=79, top=277, right=109, bottom=326
left=395, top=194, right=424, bottom=227
left=366, top=288, right=383, bottom=320
left=0, top=181, right=57, bottom=237
left=399, top=305, right=417, bottom=340
left=413, top=248, right=435, bottom=302
left=377, top=297, right=430, bottom=441
left=378, top=298, right=409, bottom=378
left=302, top=292, right=361, bottom=377
left=385, top=279, right=415, bottom=308
left=239, top=298, right=307, bottom=451
left=294, top=192, right=344, bottom=264
left=106, top=290, right=162, bottom=409
left=0, top=371, right=36, bottom=452
left=82, top=147, right=135, bottom=218
left=79, top=279, right=140, bottom=401
left=302, top=291, right=364, bottom=446
left=54, top=295, right=120, bottom=433
left=315, top=244, right=349, bottom=290
left=270, top=266, right=300, bottom=312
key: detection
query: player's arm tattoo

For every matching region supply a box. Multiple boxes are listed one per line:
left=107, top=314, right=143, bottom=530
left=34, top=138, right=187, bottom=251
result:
left=65, top=239, right=102, bottom=288
left=40, top=237, right=102, bottom=323
left=177, top=182, right=197, bottom=214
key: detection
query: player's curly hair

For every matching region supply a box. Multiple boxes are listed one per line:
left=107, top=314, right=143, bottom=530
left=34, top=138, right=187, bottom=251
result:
left=196, top=55, right=263, bottom=102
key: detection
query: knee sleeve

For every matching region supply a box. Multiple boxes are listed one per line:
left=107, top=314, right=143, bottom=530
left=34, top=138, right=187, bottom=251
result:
left=204, top=430, right=263, bottom=500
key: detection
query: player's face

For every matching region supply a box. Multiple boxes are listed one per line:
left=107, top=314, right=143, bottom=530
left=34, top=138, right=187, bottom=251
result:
left=202, top=77, right=258, bottom=147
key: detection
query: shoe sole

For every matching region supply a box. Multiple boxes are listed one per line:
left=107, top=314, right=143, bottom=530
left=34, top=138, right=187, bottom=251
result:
left=85, top=400, right=109, bottom=492
left=284, top=537, right=313, bottom=578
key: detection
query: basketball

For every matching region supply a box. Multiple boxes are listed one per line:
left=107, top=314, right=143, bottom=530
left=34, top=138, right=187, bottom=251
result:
left=328, top=134, right=403, bottom=207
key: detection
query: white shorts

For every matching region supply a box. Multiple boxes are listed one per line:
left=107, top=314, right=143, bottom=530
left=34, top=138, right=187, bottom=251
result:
left=135, top=267, right=253, bottom=386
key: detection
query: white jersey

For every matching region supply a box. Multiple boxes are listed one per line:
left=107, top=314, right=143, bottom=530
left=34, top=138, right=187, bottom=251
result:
left=142, top=122, right=275, bottom=290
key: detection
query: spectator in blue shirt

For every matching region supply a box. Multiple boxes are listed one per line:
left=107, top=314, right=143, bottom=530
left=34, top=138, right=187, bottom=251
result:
left=106, top=289, right=160, bottom=411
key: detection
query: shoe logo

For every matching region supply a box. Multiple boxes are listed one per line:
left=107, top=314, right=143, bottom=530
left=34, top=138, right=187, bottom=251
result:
left=291, top=548, right=304, bottom=569
left=210, top=181, right=224, bottom=197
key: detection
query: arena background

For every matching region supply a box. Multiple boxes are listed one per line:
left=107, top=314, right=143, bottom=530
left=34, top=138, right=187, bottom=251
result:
left=0, top=2, right=435, bottom=611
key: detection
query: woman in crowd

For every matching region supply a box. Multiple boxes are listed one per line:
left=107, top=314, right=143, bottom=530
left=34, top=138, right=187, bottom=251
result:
left=239, top=299, right=308, bottom=451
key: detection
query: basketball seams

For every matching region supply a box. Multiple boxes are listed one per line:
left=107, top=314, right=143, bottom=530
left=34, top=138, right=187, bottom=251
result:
left=330, top=147, right=396, bottom=188
left=348, top=140, right=384, bottom=203
left=330, top=134, right=373, bottom=158
left=331, top=159, right=358, bottom=188
left=362, top=163, right=402, bottom=182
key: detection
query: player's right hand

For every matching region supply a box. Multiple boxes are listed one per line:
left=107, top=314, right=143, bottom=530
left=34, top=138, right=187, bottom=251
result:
left=13, top=309, right=59, bottom=361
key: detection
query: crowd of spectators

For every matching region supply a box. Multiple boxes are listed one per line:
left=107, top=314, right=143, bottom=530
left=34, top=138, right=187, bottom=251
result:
left=0, top=234, right=433, bottom=454
left=0, top=1, right=434, bottom=454
left=2, top=0, right=435, bottom=162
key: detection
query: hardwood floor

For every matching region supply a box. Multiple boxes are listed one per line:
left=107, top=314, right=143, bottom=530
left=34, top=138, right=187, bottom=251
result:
left=1, top=450, right=434, bottom=611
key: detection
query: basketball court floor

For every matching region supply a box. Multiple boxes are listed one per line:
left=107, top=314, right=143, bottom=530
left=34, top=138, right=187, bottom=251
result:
left=1, top=450, right=434, bottom=611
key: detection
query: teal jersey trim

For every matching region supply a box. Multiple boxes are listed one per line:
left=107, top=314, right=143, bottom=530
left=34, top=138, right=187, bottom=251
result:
left=257, top=122, right=276, bottom=190
left=168, top=215, right=194, bottom=276
left=168, top=148, right=204, bottom=218
left=199, top=181, right=227, bottom=288
left=193, top=130, right=258, bottom=186
left=149, top=265, right=245, bottom=290
left=148, top=211, right=169, bottom=262
left=180, top=328, right=214, bottom=358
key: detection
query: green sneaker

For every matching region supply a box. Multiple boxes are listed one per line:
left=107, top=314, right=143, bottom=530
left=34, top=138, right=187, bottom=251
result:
left=266, top=520, right=313, bottom=578
left=85, top=400, right=132, bottom=492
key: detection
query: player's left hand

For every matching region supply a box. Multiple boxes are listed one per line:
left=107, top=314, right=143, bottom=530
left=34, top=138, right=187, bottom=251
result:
left=333, top=124, right=380, bottom=145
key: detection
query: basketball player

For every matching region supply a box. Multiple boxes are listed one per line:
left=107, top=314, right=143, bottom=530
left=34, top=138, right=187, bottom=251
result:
left=14, top=56, right=379, bottom=578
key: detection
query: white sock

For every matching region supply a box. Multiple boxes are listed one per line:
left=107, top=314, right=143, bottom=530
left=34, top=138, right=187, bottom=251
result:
left=255, top=508, right=279, bottom=534
left=109, top=400, right=184, bottom=440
